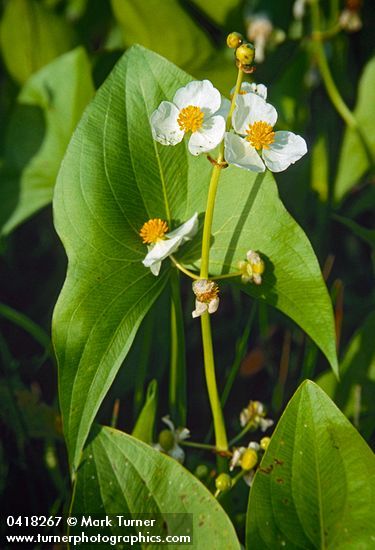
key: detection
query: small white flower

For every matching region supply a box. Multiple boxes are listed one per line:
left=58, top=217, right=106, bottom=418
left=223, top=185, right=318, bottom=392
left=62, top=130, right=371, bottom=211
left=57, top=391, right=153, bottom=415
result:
left=154, top=416, right=190, bottom=463
left=192, top=279, right=220, bottom=318
left=339, top=8, right=362, bottom=32
left=246, top=14, right=273, bottom=63
left=230, top=441, right=260, bottom=471
left=140, top=213, right=198, bottom=276
left=239, top=400, right=274, bottom=432
left=238, top=250, right=265, bottom=285
left=293, top=0, right=307, bottom=20
left=225, top=92, right=307, bottom=173
left=150, top=80, right=226, bottom=155
left=230, top=82, right=268, bottom=100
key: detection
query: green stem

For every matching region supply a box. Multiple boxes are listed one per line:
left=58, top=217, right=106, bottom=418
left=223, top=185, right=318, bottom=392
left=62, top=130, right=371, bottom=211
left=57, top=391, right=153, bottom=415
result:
left=180, top=440, right=218, bottom=451
left=170, top=255, right=200, bottom=279
left=0, top=302, right=51, bottom=356
left=229, top=422, right=253, bottom=447
left=211, top=271, right=242, bottom=281
left=169, top=270, right=187, bottom=425
left=198, top=68, right=244, bottom=452
left=310, top=1, right=374, bottom=165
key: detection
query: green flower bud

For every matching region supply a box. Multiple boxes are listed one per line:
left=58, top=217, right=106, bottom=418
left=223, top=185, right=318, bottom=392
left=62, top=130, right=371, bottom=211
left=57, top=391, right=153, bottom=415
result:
left=158, top=429, right=175, bottom=451
left=226, top=32, right=243, bottom=49
left=235, top=43, right=256, bottom=66
left=260, top=436, right=271, bottom=451
left=240, top=448, right=258, bottom=471
left=215, top=473, right=232, bottom=492
left=195, top=464, right=209, bottom=479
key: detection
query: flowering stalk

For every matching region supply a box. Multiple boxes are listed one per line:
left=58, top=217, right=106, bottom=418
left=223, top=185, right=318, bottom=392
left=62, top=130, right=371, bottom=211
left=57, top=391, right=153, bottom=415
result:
left=199, top=67, right=244, bottom=452
left=310, top=0, right=374, bottom=166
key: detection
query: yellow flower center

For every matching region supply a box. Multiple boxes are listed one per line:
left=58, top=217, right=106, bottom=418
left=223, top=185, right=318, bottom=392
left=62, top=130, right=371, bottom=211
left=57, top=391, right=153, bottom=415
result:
left=177, top=105, right=204, bottom=133
left=246, top=121, right=275, bottom=150
left=139, top=218, right=169, bottom=244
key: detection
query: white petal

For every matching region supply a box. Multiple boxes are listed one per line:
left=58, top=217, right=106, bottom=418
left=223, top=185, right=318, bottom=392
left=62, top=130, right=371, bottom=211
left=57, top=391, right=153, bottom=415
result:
left=262, top=131, right=307, bottom=172
left=173, top=80, right=221, bottom=116
left=161, top=415, right=175, bottom=432
left=208, top=296, right=219, bottom=314
left=233, top=93, right=277, bottom=135
left=224, top=133, right=265, bottom=173
left=150, top=101, right=184, bottom=145
left=142, top=236, right=182, bottom=267
left=259, top=418, right=274, bottom=432
left=167, top=212, right=198, bottom=241
left=169, top=444, right=185, bottom=463
left=150, top=261, right=161, bottom=276
left=177, top=428, right=190, bottom=442
left=188, top=115, right=225, bottom=155
left=244, top=470, right=255, bottom=487
left=231, top=82, right=267, bottom=100
left=216, top=97, right=231, bottom=119
left=248, top=441, right=260, bottom=451
left=192, top=300, right=207, bottom=318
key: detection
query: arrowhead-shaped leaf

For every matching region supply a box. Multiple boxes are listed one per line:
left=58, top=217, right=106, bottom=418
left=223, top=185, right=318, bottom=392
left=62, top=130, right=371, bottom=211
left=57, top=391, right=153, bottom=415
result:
left=1, top=47, right=94, bottom=234
left=71, top=426, right=240, bottom=550
left=246, top=380, right=375, bottom=549
left=53, top=45, right=337, bottom=472
left=334, top=57, right=375, bottom=202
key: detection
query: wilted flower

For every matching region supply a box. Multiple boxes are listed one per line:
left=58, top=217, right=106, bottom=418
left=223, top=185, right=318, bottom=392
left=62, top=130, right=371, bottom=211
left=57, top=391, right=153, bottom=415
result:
left=140, top=213, right=198, bottom=276
left=240, top=400, right=274, bottom=432
left=192, top=279, right=220, bottom=318
left=238, top=250, right=265, bottom=285
left=230, top=441, right=260, bottom=486
left=154, top=416, right=190, bottom=463
left=150, top=80, right=226, bottom=155
left=224, top=92, right=307, bottom=172
left=246, top=14, right=273, bottom=63
left=339, top=0, right=363, bottom=32
left=231, top=81, right=267, bottom=100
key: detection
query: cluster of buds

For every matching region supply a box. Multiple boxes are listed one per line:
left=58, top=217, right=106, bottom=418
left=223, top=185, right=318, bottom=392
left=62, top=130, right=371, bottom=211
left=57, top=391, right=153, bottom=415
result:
left=238, top=250, right=265, bottom=285
left=226, top=31, right=256, bottom=74
left=192, top=279, right=219, bottom=318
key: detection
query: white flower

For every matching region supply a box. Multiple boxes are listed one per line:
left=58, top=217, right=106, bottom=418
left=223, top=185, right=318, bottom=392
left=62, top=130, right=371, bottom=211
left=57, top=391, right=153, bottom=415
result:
left=230, top=82, right=267, bottom=100
left=140, top=213, right=198, bottom=276
left=238, top=250, right=265, bottom=285
left=239, top=400, right=274, bottom=432
left=192, top=279, right=220, bottom=318
left=293, top=0, right=307, bottom=20
left=339, top=8, right=362, bottom=32
left=225, top=92, right=307, bottom=173
left=154, top=416, right=190, bottom=463
left=150, top=80, right=226, bottom=155
left=246, top=14, right=273, bottom=63
left=230, top=441, right=260, bottom=486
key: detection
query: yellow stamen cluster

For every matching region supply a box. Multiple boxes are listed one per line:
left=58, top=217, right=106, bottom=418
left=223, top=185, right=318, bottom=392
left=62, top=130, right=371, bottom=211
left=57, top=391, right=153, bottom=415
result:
left=139, top=218, right=168, bottom=244
left=177, top=105, right=204, bottom=133
left=246, top=121, right=275, bottom=150
left=192, top=279, right=219, bottom=303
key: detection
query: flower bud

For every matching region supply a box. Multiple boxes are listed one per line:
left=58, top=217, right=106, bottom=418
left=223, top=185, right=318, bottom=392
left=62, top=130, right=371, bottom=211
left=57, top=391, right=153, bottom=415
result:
left=195, top=464, right=209, bottom=479
left=240, top=448, right=258, bottom=471
left=260, top=436, right=271, bottom=450
left=227, top=32, right=243, bottom=49
left=215, top=473, right=232, bottom=492
left=158, top=429, right=175, bottom=451
left=235, top=43, right=256, bottom=66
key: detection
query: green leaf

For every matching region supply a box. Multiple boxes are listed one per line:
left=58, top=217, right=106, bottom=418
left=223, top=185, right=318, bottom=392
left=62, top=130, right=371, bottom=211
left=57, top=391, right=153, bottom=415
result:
left=71, top=425, right=240, bottom=549
left=334, top=57, right=375, bottom=202
left=246, top=380, right=375, bottom=549
left=0, top=47, right=94, bottom=235
left=189, top=0, right=242, bottom=26
left=110, top=0, right=213, bottom=71
left=316, top=312, right=375, bottom=438
left=0, top=0, right=74, bottom=85
left=132, top=379, right=158, bottom=444
left=53, top=45, right=336, bottom=472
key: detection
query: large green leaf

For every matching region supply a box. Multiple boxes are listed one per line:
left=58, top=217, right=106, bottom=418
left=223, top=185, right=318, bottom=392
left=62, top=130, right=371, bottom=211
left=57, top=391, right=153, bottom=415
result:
left=1, top=47, right=94, bottom=235
left=316, top=312, right=375, bottom=438
left=246, top=380, right=375, bottom=549
left=334, top=57, right=375, bottom=202
left=71, top=426, right=240, bottom=549
left=0, top=0, right=74, bottom=85
left=111, top=0, right=213, bottom=71
left=53, top=45, right=336, bottom=472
